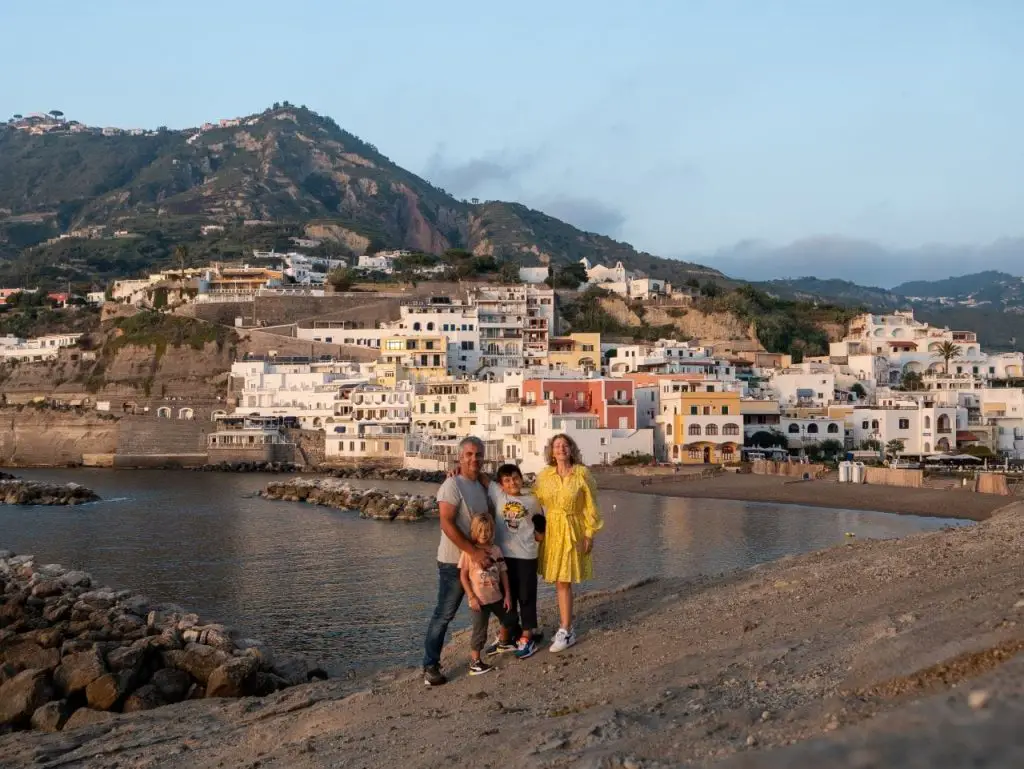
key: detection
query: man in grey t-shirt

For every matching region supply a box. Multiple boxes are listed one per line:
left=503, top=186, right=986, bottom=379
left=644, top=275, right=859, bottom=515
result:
left=423, top=436, right=492, bottom=686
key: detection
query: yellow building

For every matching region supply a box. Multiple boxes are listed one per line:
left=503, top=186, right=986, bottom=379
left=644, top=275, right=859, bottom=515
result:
left=546, top=333, right=600, bottom=372
left=670, top=388, right=742, bottom=464
left=377, top=335, right=448, bottom=384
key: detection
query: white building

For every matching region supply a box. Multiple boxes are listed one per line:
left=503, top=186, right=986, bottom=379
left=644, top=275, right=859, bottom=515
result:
left=356, top=252, right=401, bottom=274
left=767, top=369, right=837, bottom=408
left=518, top=266, right=549, bottom=285
left=390, top=297, right=481, bottom=373
left=849, top=400, right=962, bottom=456
left=474, top=285, right=555, bottom=371
left=273, top=252, right=348, bottom=285
left=230, top=359, right=368, bottom=429
left=780, top=415, right=846, bottom=450
left=325, top=382, right=412, bottom=463
left=0, top=334, right=81, bottom=362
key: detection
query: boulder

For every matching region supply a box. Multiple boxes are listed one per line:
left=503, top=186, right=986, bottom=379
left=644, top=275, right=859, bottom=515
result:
left=271, top=655, right=309, bottom=686
left=1, top=641, right=60, bottom=672
left=54, top=648, right=107, bottom=695
left=64, top=707, right=117, bottom=730
left=207, top=656, right=259, bottom=698
left=106, top=645, right=147, bottom=676
left=59, top=571, right=91, bottom=589
left=30, top=580, right=64, bottom=599
left=34, top=625, right=66, bottom=649
left=162, top=643, right=229, bottom=685
left=0, top=669, right=54, bottom=727
left=31, top=699, right=74, bottom=732
left=85, top=671, right=135, bottom=711
left=0, top=663, right=17, bottom=685
left=236, top=639, right=274, bottom=670
left=122, top=684, right=167, bottom=713
left=150, top=668, right=192, bottom=703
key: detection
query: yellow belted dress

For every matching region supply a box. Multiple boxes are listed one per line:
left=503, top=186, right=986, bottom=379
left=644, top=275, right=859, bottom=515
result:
left=533, top=464, right=604, bottom=584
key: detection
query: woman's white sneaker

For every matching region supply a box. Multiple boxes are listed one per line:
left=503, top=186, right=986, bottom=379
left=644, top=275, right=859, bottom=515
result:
left=549, top=627, right=576, bottom=653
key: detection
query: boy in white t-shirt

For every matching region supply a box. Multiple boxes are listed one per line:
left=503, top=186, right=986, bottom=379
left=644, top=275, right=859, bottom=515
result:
left=488, top=463, right=546, bottom=659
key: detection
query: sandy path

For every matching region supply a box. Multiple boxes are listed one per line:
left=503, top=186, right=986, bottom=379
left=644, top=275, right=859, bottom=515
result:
left=3, top=504, right=1023, bottom=768
left=595, top=472, right=1010, bottom=521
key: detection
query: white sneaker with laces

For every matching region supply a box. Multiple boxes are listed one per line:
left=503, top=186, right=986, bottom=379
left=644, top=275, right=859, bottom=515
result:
left=549, top=627, right=576, bottom=653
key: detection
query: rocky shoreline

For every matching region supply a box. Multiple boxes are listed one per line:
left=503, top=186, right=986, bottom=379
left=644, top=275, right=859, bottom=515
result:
left=0, top=479, right=100, bottom=506
left=260, top=478, right=439, bottom=521
left=193, top=461, right=302, bottom=474
left=0, top=553, right=323, bottom=734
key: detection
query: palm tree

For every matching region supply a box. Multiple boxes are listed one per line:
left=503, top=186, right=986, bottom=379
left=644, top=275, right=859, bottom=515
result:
left=885, top=439, right=905, bottom=459
left=933, top=341, right=962, bottom=374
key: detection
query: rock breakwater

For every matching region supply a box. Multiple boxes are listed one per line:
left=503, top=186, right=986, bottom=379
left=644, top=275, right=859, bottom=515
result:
left=322, top=466, right=447, bottom=483
left=194, top=461, right=301, bottom=474
left=260, top=478, right=439, bottom=521
left=0, top=479, right=100, bottom=506
left=0, top=552, right=323, bottom=733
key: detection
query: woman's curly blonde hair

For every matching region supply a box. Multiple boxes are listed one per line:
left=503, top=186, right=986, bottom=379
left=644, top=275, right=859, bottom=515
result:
left=544, top=433, right=583, bottom=467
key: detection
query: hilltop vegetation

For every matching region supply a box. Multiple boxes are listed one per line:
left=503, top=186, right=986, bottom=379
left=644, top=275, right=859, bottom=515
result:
left=0, top=105, right=722, bottom=289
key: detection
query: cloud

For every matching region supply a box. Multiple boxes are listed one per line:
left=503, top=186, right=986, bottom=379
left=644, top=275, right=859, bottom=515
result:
left=535, top=195, right=627, bottom=237
left=694, top=236, right=1024, bottom=287
left=423, top=147, right=538, bottom=197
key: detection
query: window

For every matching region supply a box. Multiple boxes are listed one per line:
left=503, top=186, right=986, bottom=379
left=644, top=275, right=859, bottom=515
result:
left=433, top=403, right=440, bottom=413
left=688, top=448, right=703, bottom=460
left=469, top=402, right=477, bottom=412
left=419, top=403, right=426, bottom=413
left=600, top=437, right=608, bottom=446
left=450, top=403, right=456, bottom=413
left=577, top=391, right=586, bottom=404
left=427, top=322, right=435, bottom=331
left=924, top=416, right=931, bottom=429
left=705, top=424, right=719, bottom=436
left=723, top=423, right=739, bottom=436
left=543, top=391, right=553, bottom=400
left=502, top=415, right=513, bottom=427
left=898, top=419, right=909, bottom=429
left=433, top=355, right=441, bottom=366
left=861, top=420, right=869, bottom=429
left=806, top=423, right=818, bottom=434
left=413, top=322, right=421, bottom=331
left=871, top=419, right=879, bottom=429
left=349, top=441, right=355, bottom=452
left=425, top=341, right=435, bottom=350
left=385, top=340, right=403, bottom=351
left=666, top=423, right=673, bottom=436
left=722, top=406, right=729, bottom=415
left=690, top=406, right=698, bottom=415
left=360, top=442, right=365, bottom=451
left=406, top=340, right=416, bottom=350
left=702, top=406, right=711, bottom=415
left=827, top=423, right=839, bottom=434
left=788, top=424, right=800, bottom=434
left=384, top=442, right=390, bottom=451
left=688, top=424, right=702, bottom=436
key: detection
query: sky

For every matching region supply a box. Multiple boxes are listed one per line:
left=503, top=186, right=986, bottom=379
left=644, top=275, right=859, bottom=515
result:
left=3, top=0, right=1023, bottom=284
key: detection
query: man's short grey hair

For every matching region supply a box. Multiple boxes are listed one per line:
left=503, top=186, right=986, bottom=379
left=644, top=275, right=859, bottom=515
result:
left=459, top=436, right=485, bottom=454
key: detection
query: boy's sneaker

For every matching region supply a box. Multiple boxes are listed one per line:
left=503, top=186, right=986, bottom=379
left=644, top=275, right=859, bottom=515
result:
left=423, top=665, right=447, bottom=687
left=514, top=638, right=537, bottom=659
left=484, top=637, right=518, bottom=656
left=549, top=627, right=576, bottom=653
left=468, top=660, right=494, bottom=676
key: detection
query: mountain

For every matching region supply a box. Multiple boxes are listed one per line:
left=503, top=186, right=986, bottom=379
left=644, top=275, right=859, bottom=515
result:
left=701, top=236, right=1024, bottom=288
left=891, top=271, right=1024, bottom=305
left=0, top=106, right=724, bottom=287
left=757, top=277, right=904, bottom=310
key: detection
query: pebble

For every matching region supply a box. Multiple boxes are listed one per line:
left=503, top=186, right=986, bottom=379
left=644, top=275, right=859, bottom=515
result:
left=967, top=690, right=991, bottom=710
left=1013, top=599, right=1024, bottom=609
left=746, top=735, right=758, bottom=747
left=760, top=710, right=771, bottom=722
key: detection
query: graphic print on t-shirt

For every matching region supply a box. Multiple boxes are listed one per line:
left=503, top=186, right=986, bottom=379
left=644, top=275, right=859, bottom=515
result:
left=501, top=499, right=528, bottom=530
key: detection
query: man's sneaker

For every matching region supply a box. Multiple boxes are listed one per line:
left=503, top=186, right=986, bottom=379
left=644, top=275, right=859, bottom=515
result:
left=484, top=638, right=518, bottom=656
left=549, top=627, right=576, bottom=653
left=514, top=638, right=538, bottom=659
left=468, top=660, right=494, bottom=676
left=423, top=665, right=447, bottom=687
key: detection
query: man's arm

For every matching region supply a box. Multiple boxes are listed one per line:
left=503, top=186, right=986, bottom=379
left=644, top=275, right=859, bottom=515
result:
left=439, top=501, right=491, bottom=566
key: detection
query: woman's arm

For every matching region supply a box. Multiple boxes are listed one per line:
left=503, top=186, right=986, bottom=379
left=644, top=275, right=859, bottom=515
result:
left=579, top=467, right=604, bottom=552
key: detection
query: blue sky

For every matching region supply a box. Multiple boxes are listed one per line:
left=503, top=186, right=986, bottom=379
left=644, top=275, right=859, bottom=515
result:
left=3, top=0, right=1023, bottom=281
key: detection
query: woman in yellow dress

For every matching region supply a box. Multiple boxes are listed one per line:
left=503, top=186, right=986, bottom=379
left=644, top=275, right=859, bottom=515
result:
left=533, top=433, right=604, bottom=653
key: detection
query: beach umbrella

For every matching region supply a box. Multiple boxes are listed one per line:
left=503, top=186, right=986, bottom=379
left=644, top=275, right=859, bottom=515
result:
left=949, top=454, right=982, bottom=462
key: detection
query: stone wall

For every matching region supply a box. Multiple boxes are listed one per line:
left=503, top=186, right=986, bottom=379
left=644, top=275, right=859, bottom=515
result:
left=284, top=429, right=325, bottom=468
left=208, top=444, right=295, bottom=465
left=114, top=417, right=210, bottom=467
left=0, top=408, right=120, bottom=467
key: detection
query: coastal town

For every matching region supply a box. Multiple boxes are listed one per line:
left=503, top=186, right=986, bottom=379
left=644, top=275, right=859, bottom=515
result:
left=3, top=246, right=1023, bottom=493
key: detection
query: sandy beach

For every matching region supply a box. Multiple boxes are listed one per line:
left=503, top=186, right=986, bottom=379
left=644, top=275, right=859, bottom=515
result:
left=595, top=471, right=1009, bottom=521
left=4, top=501, right=1024, bottom=768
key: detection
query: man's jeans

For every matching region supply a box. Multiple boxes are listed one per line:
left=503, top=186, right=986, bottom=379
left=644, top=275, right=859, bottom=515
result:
left=423, top=562, right=465, bottom=668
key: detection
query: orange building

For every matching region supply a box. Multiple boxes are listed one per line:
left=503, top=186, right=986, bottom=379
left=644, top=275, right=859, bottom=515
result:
left=522, top=377, right=636, bottom=429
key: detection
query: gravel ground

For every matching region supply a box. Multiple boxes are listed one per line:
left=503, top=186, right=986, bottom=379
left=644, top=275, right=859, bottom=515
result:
left=2, top=502, right=1022, bottom=768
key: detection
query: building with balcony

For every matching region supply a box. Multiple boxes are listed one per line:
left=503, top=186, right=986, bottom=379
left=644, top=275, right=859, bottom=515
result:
left=661, top=386, right=743, bottom=464
left=0, top=333, right=81, bottom=362
left=545, top=333, right=600, bottom=373
left=849, top=400, right=961, bottom=456
left=229, top=358, right=367, bottom=428
left=521, top=376, right=636, bottom=430
left=377, top=335, right=448, bottom=384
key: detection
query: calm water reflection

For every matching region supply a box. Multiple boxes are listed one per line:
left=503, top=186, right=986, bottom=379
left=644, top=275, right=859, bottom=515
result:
left=2, top=469, right=966, bottom=674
